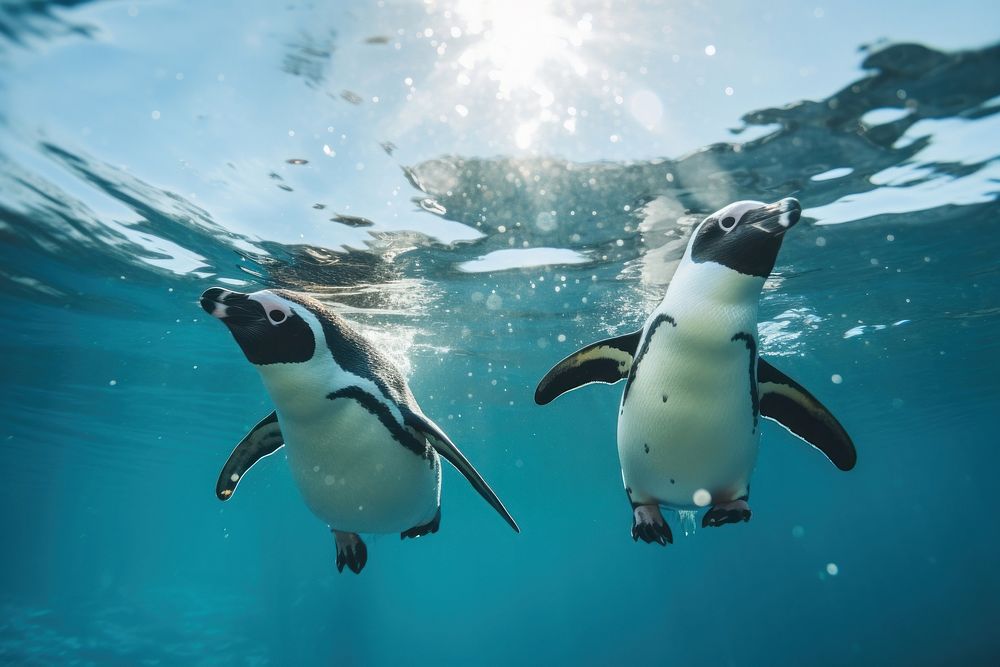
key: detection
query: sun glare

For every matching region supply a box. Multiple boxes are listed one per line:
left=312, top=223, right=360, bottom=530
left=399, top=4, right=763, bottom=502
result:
left=452, top=0, right=591, bottom=99
left=406, top=0, right=609, bottom=150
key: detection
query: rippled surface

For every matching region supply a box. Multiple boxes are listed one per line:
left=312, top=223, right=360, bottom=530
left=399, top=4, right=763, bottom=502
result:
left=2, top=1, right=999, bottom=664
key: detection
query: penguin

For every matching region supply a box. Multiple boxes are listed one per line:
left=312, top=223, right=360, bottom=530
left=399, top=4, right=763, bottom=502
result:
left=201, top=287, right=518, bottom=573
left=534, top=198, right=855, bottom=545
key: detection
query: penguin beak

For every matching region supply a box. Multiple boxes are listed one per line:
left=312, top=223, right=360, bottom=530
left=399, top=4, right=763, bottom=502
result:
left=200, top=288, right=264, bottom=324
left=746, top=198, right=801, bottom=235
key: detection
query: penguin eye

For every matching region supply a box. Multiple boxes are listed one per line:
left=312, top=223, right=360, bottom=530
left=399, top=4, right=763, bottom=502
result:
left=719, top=216, right=737, bottom=232
left=268, top=309, right=286, bottom=323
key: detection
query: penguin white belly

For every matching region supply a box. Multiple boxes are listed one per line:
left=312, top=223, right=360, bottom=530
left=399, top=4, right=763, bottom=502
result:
left=618, top=331, right=759, bottom=509
left=279, top=399, right=441, bottom=534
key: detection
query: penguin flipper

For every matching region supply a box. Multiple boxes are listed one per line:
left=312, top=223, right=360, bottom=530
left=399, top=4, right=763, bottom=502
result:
left=534, top=329, right=642, bottom=405
left=405, top=411, right=520, bottom=533
left=758, top=359, right=856, bottom=471
left=216, top=411, right=285, bottom=500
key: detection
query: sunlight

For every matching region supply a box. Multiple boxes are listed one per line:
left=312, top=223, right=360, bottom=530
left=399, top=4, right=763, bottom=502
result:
left=452, top=0, right=591, bottom=99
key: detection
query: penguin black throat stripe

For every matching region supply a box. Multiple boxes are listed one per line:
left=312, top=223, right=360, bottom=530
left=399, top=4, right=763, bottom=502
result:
left=326, top=386, right=430, bottom=459
left=730, top=332, right=760, bottom=431
left=622, top=314, right=676, bottom=403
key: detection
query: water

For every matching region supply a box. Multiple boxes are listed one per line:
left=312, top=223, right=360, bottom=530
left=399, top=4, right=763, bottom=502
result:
left=2, top=1, right=999, bottom=664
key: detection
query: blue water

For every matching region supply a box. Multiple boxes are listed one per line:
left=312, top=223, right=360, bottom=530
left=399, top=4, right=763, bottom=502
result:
left=2, top=1, right=999, bottom=664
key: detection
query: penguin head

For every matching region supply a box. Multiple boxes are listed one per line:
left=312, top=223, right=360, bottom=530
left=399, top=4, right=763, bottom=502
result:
left=200, top=288, right=316, bottom=365
left=687, top=198, right=801, bottom=278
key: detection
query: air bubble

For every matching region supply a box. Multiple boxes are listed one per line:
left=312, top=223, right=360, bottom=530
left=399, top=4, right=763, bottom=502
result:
left=535, top=211, right=557, bottom=232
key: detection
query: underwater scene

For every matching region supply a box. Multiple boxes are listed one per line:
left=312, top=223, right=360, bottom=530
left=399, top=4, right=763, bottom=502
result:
left=2, top=1, right=999, bottom=664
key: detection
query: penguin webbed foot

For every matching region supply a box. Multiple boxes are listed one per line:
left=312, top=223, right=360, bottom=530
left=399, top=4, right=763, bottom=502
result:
left=333, top=531, right=368, bottom=574
left=401, top=506, right=441, bottom=540
left=702, top=499, right=752, bottom=528
left=631, top=504, right=673, bottom=546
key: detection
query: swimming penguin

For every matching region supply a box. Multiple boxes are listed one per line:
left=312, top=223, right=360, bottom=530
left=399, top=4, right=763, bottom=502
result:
left=201, top=288, right=518, bottom=572
left=535, top=198, right=855, bottom=544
